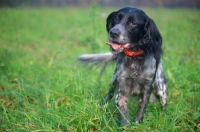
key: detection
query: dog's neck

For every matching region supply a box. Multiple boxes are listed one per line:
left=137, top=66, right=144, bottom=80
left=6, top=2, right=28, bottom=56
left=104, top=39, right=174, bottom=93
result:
left=123, top=49, right=143, bottom=59
left=123, top=43, right=144, bottom=59
left=116, top=52, right=143, bottom=79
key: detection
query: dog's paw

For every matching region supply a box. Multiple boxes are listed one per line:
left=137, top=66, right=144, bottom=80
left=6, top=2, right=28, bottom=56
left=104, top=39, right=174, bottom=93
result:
left=133, top=115, right=144, bottom=124
left=161, top=104, right=167, bottom=112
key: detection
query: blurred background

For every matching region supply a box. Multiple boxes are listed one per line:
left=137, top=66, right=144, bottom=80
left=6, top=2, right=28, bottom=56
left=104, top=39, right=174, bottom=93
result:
left=0, top=0, right=199, bottom=131
left=0, top=0, right=200, bottom=8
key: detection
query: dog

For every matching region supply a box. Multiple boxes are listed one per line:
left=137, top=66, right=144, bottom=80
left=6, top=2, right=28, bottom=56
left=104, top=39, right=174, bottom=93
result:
left=78, top=7, right=167, bottom=126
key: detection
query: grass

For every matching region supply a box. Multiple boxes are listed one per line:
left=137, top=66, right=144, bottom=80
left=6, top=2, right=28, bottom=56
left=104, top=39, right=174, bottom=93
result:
left=0, top=6, right=200, bottom=131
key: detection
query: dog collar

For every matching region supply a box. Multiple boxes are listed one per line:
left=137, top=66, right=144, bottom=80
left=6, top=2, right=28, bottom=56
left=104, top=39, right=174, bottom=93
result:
left=124, top=49, right=143, bottom=59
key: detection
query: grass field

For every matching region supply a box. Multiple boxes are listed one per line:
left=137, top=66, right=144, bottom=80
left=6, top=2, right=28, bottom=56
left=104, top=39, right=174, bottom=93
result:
left=0, top=6, right=200, bottom=131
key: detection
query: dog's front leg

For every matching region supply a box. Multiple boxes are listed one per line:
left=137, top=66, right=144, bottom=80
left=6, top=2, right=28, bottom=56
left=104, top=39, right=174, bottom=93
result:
left=104, top=69, right=117, bottom=102
left=134, top=87, right=152, bottom=123
left=116, top=92, right=129, bottom=126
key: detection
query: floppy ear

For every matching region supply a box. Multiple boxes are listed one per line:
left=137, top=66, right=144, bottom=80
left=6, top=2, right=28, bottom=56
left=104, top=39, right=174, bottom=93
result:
left=106, top=12, right=116, bottom=32
left=140, top=18, right=163, bottom=60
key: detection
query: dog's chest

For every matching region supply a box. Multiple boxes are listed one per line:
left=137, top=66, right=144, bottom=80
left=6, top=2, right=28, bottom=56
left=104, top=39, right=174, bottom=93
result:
left=116, top=55, right=157, bottom=89
left=116, top=55, right=142, bottom=79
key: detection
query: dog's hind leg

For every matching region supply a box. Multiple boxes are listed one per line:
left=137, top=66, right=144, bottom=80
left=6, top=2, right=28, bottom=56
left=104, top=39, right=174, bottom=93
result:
left=153, top=62, right=167, bottom=110
left=104, top=69, right=117, bottom=102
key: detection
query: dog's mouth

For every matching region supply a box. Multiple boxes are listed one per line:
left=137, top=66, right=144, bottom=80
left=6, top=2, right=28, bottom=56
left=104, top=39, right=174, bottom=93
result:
left=106, top=41, right=130, bottom=53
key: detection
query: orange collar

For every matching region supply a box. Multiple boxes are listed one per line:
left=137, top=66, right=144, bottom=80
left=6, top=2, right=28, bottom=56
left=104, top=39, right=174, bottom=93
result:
left=124, top=49, right=143, bottom=59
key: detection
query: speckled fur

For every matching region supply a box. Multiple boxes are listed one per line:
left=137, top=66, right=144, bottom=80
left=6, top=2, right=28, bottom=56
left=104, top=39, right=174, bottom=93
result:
left=104, top=54, right=166, bottom=125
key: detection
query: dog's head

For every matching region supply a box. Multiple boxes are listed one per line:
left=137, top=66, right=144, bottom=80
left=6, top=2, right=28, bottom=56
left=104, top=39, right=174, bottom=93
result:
left=106, top=7, right=162, bottom=60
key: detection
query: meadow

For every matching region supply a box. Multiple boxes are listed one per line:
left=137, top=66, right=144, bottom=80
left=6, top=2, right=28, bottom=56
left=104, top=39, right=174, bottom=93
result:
left=0, top=6, right=199, bottom=131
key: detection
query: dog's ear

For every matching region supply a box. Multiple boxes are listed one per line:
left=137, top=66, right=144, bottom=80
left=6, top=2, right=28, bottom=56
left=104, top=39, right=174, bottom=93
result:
left=140, top=18, right=163, bottom=60
left=106, top=12, right=116, bottom=32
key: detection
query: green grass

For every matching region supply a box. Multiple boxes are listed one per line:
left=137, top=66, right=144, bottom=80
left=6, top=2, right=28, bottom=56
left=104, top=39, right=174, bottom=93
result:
left=0, top=6, right=200, bottom=131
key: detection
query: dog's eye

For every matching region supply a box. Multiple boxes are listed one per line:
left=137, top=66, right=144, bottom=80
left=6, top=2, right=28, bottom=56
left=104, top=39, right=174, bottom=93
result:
left=114, top=17, right=119, bottom=22
left=129, top=21, right=137, bottom=26
left=114, top=14, right=123, bottom=23
left=114, top=17, right=120, bottom=23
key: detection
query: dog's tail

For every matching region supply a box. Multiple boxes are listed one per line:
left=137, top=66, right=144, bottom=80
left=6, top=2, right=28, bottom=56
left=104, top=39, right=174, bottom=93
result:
left=77, top=52, right=115, bottom=64
left=77, top=52, right=116, bottom=76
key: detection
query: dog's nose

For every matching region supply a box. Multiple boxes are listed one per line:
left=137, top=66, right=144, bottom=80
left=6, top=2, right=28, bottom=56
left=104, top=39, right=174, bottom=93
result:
left=110, top=29, right=120, bottom=38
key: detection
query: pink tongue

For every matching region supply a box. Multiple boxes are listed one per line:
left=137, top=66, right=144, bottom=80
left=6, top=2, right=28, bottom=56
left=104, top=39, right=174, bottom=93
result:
left=106, top=42, right=120, bottom=50
left=106, top=42, right=130, bottom=51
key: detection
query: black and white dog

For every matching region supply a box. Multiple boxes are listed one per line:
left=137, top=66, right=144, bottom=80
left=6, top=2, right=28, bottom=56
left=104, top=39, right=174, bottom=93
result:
left=78, top=7, right=167, bottom=126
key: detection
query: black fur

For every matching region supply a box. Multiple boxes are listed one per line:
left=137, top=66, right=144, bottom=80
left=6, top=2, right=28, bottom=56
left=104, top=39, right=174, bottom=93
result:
left=106, top=7, right=163, bottom=61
